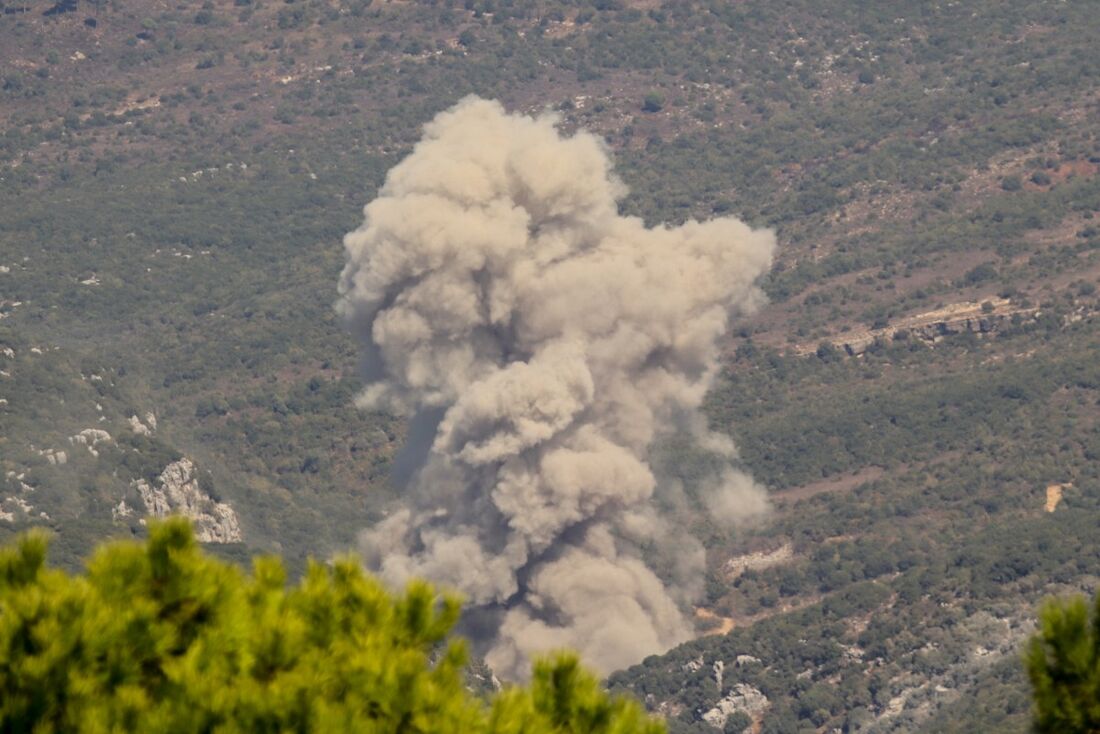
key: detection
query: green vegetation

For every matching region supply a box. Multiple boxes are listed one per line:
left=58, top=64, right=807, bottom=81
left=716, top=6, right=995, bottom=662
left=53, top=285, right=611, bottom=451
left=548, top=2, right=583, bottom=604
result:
left=2, top=0, right=1100, bottom=730
left=1026, top=592, right=1100, bottom=734
left=0, top=519, right=662, bottom=734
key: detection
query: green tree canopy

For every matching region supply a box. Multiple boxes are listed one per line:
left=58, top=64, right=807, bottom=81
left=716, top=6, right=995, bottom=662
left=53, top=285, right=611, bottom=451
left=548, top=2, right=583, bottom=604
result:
left=1026, top=592, right=1100, bottom=734
left=0, top=519, right=663, bottom=734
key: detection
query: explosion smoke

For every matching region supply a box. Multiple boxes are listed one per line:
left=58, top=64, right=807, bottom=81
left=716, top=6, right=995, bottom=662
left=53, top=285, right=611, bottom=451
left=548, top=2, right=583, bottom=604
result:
left=339, top=97, right=775, bottom=679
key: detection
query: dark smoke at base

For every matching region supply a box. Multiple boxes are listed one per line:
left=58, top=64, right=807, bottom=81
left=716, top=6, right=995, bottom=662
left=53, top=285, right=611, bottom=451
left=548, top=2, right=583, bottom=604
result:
left=338, top=97, right=775, bottom=679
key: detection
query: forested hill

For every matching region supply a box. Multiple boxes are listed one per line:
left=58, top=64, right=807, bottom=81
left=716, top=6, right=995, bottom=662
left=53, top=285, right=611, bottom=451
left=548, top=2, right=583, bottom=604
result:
left=2, top=1, right=1099, bottom=732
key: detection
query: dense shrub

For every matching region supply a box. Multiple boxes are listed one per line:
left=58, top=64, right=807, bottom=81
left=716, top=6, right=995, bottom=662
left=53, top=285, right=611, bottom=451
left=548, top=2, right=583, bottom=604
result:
left=0, top=520, right=662, bottom=734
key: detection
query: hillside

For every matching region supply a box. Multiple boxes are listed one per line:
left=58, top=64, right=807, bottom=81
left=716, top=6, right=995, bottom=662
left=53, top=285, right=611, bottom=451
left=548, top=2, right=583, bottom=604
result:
left=1, top=0, right=1099, bottom=731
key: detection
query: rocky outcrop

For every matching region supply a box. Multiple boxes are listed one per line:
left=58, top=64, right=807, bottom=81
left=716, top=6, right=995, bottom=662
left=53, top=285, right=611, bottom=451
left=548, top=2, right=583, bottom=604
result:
left=112, top=498, right=134, bottom=522
left=132, top=458, right=242, bottom=543
left=795, top=298, right=1042, bottom=358
left=0, top=495, right=47, bottom=523
left=2, top=471, right=46, bottom=523
left=70, top=428, right=112, bottom=457
left=701, top=683, right=769, bottom=729
left=723, top=543, right=794, bottom=578
left=128, top=412, right=157, bottom=436
left=681, top=655, right=705, bottom=674
left=36, top=447, right=67, bottom=465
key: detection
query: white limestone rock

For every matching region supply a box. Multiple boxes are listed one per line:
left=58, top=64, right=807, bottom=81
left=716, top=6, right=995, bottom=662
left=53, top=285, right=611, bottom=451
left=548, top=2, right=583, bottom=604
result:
left=38, top=448, right=67, bottom=465
left=1, top=496, right=37, bottom=523
left=701, top=684, right=769, bottom=730
left=129, top=414, right=152, bottom=436
left=132, top=458, right=242, bottom=543
left=723, top=543, right=794, bottom=578
left=70, top=428, right=112, bottom=457
left=682, top=655, right=705, bottom=674
left=112, top=498, right=134, bottom=522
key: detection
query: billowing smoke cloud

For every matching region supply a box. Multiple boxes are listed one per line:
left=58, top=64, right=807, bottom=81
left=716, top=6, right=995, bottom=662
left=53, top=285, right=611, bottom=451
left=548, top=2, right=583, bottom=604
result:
left=339, top=97, right=775, bottom=679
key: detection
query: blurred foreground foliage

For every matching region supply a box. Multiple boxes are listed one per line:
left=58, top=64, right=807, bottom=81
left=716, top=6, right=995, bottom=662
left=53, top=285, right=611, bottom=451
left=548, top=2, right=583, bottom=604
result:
left=1027, top=591, right=1100, bottom=734
left=0, top=518, right=662, bottom=734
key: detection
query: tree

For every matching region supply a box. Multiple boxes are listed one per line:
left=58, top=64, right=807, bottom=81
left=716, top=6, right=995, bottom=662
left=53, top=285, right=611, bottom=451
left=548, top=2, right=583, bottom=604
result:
left=1026, top=592, right=1100, bottom=733
left=0, top=520, right=663, bottom=734
left=723, top=711, right=752, bottom=733
left=642, top=93, right=664, bottom=113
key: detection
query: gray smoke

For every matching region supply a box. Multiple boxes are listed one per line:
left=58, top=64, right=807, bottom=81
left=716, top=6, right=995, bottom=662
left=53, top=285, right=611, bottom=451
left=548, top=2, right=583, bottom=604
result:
left=338, top=97, right=775, bottom=679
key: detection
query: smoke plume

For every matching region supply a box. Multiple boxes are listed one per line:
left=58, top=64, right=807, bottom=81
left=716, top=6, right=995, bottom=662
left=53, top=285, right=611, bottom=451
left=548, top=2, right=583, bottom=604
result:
left=339, top=97, right=775, bottom=679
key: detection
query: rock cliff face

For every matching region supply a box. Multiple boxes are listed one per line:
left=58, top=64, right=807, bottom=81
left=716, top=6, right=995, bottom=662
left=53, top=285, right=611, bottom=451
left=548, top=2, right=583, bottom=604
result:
left=131, top=458, right=242, bottom=543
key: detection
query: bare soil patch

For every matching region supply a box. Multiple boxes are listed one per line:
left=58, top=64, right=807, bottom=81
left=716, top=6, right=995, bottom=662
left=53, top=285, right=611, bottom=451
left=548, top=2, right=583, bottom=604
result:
left=774, top=465, right=886, bottom=503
